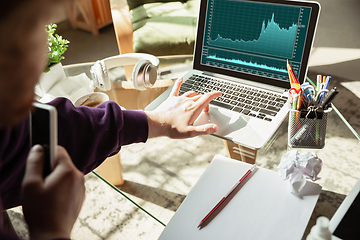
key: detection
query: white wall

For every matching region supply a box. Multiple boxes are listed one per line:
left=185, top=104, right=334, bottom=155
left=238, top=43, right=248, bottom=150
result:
left=308, top=0, right=360, bottom=81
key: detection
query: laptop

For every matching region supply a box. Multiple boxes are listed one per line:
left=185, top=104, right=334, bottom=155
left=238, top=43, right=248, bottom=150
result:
left=147, top=0, right=320, bottom=150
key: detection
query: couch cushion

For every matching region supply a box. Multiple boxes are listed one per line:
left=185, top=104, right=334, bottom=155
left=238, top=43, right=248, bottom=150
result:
left=131, top=0, right=199, bottom=56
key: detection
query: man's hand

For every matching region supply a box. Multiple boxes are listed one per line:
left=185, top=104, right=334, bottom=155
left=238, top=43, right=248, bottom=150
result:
left=145, top=78, right=222, bottom=139
left=22, top=145, right=85, bottom=240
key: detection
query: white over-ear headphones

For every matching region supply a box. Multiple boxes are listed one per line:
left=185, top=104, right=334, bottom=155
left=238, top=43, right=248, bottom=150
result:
left=90, top=53, right=160, bottom=91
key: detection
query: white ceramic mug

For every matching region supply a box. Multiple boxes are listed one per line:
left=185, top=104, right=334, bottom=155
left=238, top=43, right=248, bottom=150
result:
left=74, top=92, right=109, bottom=107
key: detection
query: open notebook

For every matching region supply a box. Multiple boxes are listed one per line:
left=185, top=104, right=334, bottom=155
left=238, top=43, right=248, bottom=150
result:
left=158, top=155, right=321, bottom=240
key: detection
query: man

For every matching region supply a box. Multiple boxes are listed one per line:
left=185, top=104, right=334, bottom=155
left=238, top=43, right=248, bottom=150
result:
left=0, top=0, right=221, bottom=239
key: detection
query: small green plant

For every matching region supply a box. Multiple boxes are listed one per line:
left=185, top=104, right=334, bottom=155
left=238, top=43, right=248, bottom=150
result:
left=45, top=23, right=70, bottom=72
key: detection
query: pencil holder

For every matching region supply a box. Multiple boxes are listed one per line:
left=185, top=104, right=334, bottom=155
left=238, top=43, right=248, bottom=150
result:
left=288, top=108, right=332, bottom=149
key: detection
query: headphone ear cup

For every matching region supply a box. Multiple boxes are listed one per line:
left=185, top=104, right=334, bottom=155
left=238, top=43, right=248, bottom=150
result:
left=90, top=60, right=111, bottom=91
left=132, top=60, right=158, bottom=91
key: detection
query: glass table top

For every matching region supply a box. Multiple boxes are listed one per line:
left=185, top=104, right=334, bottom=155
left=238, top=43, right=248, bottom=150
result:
left=63, top=60, right=360, bottom=239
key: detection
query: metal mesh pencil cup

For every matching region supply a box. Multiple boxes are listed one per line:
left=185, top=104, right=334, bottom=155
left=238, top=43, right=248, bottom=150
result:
left=288, top=108, right=332, bottom=149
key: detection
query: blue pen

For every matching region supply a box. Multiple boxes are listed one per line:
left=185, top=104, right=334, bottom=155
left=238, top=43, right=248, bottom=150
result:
left=324, top=76, right=331, bottom=89
left=318, top=76, right=331, bottom=103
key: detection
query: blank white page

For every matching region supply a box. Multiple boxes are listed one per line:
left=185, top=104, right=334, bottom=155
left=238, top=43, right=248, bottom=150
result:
left=158, top=154, right=321, bottom=240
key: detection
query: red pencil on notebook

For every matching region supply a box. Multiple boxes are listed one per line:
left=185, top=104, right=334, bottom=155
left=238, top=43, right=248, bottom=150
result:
left=197, top=164, right=257, bottom=229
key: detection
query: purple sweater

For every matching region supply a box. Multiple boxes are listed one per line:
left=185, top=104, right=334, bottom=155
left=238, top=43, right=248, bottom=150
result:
left=0, top=97, right=149, bottom=239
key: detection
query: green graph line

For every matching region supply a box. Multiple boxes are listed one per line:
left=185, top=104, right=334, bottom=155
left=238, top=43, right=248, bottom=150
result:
left=209, top=13, right=297, bottom=58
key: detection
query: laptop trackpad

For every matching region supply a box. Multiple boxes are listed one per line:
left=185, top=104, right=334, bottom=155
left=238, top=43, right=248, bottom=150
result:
left=194, top=107, right=248, bottom=136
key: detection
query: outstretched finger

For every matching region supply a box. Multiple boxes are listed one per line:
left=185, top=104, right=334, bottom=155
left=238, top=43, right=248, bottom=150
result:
left=170, top=78, right=183, bottom=97
left=195, top=91, right=222, bottom=111
left=183, top=91, right=198, bottom=98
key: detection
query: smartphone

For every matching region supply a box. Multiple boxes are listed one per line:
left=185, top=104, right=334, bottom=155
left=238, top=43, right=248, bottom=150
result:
left=29, top=102, right=58, bottom=177
left=329, top=177, right=360, bottom=239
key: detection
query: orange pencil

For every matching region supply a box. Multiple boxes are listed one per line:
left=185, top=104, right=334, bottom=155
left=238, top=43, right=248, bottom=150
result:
left=286, top=60, right=300, bottom=85
left=296, top=90, right=303, bottom=110
left=286, top=68, right=294, bottom=84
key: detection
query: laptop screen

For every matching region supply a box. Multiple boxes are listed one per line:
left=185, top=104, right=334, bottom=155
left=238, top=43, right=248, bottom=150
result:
left=194, top=0, right=320, bottom=89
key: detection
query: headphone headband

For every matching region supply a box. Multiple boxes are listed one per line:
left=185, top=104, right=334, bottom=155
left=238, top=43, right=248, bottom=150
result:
left=102, top=53, right=160, bottom=70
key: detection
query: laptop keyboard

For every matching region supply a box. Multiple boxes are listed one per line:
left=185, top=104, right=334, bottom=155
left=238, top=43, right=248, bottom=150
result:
left=179, top=74, right=288, bottom=122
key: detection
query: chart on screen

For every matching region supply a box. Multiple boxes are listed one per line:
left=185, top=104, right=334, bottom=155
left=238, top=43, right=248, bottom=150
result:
left=201, top=0, right=312, bottom=82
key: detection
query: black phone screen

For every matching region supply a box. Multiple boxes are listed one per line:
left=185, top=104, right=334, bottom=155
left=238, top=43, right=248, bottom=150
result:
left=333, top=191, right=360, bottom=239
left=30, top=106, right=51, bottom=177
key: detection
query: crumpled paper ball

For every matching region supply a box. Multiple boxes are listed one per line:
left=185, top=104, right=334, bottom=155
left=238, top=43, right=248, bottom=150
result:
left=277, top=150, right=322, bottom=193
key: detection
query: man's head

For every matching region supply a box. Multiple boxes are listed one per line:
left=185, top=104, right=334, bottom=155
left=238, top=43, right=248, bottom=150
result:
left=0, top=0, right=63, bottom=127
